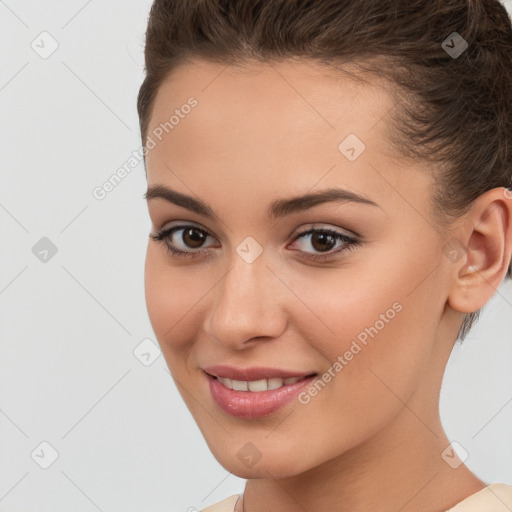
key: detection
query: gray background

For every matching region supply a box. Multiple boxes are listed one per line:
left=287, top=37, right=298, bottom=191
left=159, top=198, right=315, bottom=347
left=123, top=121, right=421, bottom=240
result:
left=1, top=1, right=511, bottom=511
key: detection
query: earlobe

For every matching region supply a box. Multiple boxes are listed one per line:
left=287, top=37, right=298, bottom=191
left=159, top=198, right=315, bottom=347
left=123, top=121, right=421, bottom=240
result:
left=447, top=187, right=512, bottom=314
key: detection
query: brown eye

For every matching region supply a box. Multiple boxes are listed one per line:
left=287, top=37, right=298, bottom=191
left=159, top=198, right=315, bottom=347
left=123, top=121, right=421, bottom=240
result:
left=149, top=224, right=217, bottom=258
left=310, top=231, right=337, bottom=252
left=289, top=227, right=359, bottom=262
left=182, top=227, right=207, bottom=248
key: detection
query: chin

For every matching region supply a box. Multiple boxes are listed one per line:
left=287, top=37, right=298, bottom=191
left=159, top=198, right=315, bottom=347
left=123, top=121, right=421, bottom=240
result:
left=208, top=442, right=316, bottom=480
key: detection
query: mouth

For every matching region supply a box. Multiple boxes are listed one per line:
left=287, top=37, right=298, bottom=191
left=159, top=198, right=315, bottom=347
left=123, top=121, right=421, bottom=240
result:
left=204, top=371, right=317, bottom=392
left=202, top=368, right=319, bottom=419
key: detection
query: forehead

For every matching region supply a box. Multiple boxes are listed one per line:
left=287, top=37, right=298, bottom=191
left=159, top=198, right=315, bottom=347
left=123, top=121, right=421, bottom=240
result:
left=147, top=58, right=397, bottom=156
left=144, top=58, right=433, bottom=221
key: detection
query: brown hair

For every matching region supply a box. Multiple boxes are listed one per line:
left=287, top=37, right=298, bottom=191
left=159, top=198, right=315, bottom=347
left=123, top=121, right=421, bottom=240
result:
left=137, top=0, right=512, bottom=341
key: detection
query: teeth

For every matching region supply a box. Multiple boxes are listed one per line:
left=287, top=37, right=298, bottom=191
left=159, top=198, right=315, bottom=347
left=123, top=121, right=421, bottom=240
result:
left=268, top=377, right=285, bottom=390
left=283, top=377, right=301, bottom=385
left=248, top=379, right=268, bottom=392
left=232, top=379, right=248, bottom=391
left=217, top=376, right=303, bottom=392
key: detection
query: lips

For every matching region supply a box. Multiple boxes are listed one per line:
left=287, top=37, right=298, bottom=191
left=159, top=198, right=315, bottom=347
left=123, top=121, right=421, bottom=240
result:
left=202, top=365, right=318, bottom=419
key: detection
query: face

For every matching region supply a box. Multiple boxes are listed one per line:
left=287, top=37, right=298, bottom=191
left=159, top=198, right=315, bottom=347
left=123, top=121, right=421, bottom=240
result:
left=143, top=59, right=455, bottom=478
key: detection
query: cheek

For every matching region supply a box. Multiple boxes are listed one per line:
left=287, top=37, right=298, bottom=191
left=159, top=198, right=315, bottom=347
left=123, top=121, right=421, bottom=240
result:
left=289, top=256, right=439, bottom=406
left=281, top=264, right=406, bottom=357
left=144, top=244, right=202, bottom=352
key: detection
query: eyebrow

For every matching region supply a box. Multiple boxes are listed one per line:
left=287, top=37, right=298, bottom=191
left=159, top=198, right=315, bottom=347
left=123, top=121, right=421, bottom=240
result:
left=144, top=184, right=380, bottom=219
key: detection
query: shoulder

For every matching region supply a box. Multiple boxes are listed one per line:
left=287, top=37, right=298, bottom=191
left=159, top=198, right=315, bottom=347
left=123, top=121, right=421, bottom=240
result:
left=446, top=483, right=512, bottom=511
left=199, top=494, right=241, bottom=512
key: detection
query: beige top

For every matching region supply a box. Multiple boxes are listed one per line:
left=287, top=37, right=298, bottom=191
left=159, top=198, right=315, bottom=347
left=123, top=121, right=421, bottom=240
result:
left=199, top=483, right=512, bottom=512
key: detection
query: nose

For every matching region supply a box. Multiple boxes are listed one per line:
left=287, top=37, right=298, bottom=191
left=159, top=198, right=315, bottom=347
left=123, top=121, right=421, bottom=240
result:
left=206, top=249, right=288, bottom=350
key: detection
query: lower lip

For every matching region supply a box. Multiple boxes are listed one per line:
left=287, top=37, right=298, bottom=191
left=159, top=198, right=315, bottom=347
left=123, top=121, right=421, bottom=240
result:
left=205, top=372, right=317, bottom=419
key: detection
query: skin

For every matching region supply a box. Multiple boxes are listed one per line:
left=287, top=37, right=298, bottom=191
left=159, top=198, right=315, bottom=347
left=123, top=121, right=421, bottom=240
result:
left=143, top=59, right=512, bottom=512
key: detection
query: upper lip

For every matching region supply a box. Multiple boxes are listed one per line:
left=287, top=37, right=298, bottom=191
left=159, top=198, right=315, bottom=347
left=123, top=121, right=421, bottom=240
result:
left=203, top=365, right=317, bottom=381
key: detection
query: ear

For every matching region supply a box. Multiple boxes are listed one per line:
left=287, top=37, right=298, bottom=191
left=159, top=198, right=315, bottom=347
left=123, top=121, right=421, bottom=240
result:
left=447, top=187, right=512, bottom=314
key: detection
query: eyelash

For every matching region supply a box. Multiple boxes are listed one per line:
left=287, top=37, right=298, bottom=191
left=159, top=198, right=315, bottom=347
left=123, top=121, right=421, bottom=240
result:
left=149, top=224, right=360, bottom=262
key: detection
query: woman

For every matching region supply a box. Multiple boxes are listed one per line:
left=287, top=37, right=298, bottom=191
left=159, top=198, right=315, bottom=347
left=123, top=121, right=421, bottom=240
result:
left=137, top=0, right=512, bottom=510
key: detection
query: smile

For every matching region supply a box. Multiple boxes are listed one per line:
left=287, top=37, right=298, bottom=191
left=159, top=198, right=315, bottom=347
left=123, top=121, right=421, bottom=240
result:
left=215, top=375, right=310, bottom=392
left=204, top=370, right=318, bottom=419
